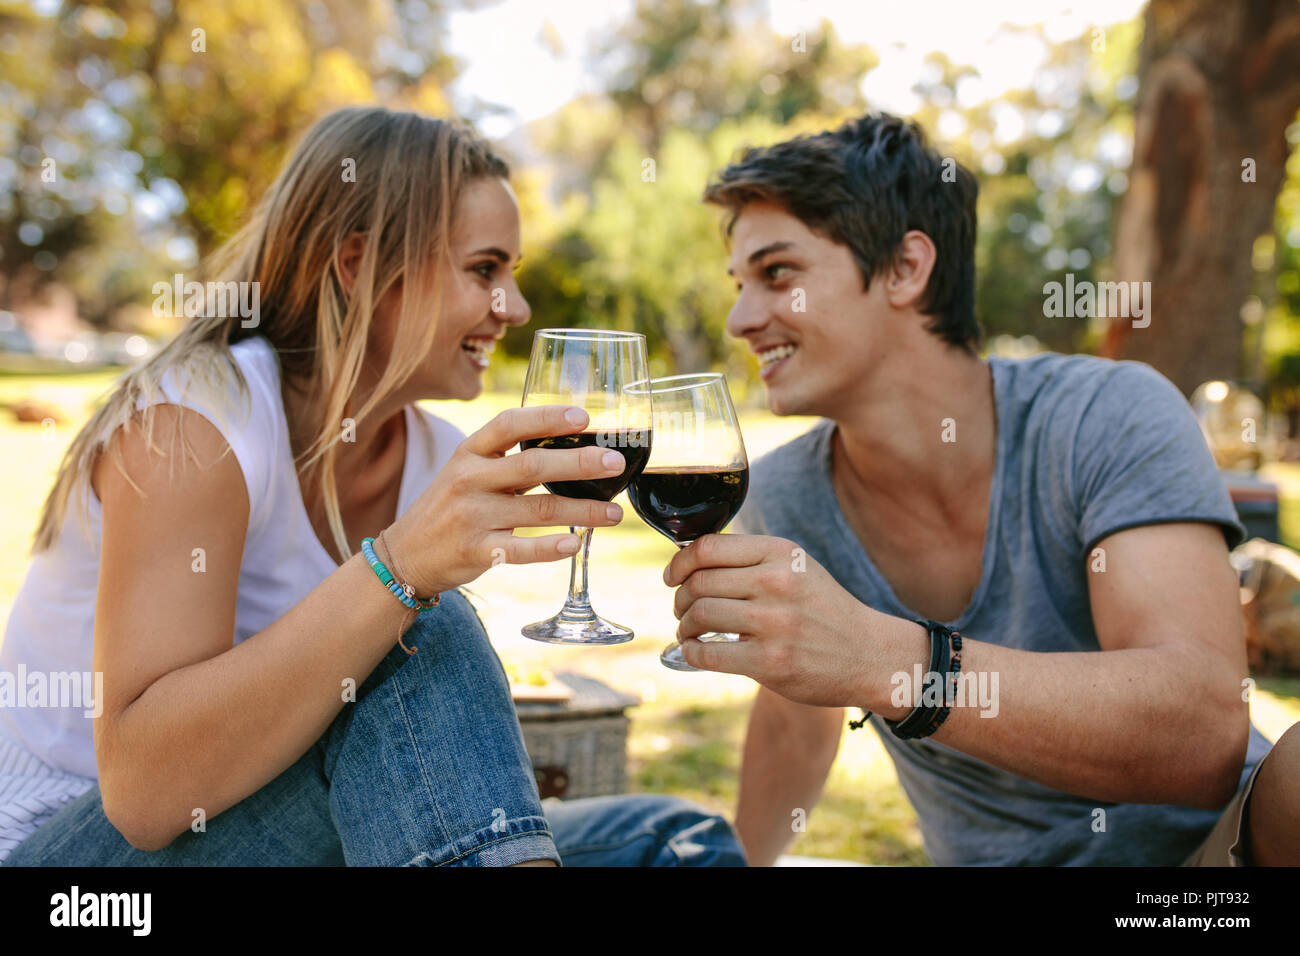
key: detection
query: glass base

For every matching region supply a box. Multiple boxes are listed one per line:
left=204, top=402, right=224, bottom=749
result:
left=522, top=604, right=634, bottom=645
left=660, top=632, right=739, bottom=671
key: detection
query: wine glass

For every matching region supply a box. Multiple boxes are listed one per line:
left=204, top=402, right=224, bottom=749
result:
left=519, top=329, right=652, bottom=644
left=625, top=374, right=749, bottom=671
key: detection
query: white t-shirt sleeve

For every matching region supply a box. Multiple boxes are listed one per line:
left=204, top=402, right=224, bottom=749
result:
left=134, top=342, right=280, bottom=532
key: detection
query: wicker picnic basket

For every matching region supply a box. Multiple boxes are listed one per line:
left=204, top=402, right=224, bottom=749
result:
left=514, top=671, right=641, bottom=800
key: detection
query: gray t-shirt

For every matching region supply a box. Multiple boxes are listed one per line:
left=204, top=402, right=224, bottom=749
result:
left=736, top=352, right=1274, bottom=866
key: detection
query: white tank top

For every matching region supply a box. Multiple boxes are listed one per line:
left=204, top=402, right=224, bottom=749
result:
left=0, top=335, right=466, bottom=780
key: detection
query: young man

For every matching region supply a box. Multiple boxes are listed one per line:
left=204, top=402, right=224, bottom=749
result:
left=664, top=112, right=1299, bottom=866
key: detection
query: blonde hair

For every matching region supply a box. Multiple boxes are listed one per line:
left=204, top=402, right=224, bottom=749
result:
left=33, top=106, right=508, bottom=560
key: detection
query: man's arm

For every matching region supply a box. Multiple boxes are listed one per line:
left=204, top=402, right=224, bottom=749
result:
left=917, top=521, right=1249, bottom=808
left=734, top=686, right=844, bottom=867
left=667, top=521, right=1250, bottom=810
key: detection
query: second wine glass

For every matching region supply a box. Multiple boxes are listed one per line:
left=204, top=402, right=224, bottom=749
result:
left=625, top=373, right=749, bottom=671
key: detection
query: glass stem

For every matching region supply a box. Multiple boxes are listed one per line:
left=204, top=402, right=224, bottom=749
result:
left=563, top=526, right=594, bottom=617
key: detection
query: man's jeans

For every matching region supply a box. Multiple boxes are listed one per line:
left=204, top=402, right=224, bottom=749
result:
left=3, top=591, right=745, bottom=866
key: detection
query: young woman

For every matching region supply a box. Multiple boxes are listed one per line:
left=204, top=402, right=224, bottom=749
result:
left=0, top=106, right=745, bottom=866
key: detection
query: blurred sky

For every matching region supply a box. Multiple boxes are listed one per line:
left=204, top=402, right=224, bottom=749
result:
left=449, top=0, right=1146, bottom=139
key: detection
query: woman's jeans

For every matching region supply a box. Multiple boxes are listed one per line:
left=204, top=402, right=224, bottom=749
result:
left=2, top=591, right=745, bottom=866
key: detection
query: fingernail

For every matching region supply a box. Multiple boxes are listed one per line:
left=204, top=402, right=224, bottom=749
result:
left=558, top=535, right=580, bottom=554
left=606, top=503, right=622, bottom=521
left=602, top=450, right=623, bottom=470
left=565, top=408, right=586, bottom=426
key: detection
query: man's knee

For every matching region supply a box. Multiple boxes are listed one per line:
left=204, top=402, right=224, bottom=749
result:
left=548, top=794, right=747, bottom=866
left=1247, top=722, right=1300, bottom=866
left=648, top=795, right=747, bottom=866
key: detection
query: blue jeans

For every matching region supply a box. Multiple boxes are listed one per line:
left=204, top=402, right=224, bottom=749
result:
left=2, top=591, right=745, bottom=867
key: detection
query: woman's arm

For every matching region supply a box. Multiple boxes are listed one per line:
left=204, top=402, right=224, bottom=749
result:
left=94, top=403, right=625, bottom=850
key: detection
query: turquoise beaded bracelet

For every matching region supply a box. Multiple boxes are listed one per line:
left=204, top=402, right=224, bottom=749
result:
left=361, top=537, right=436, bottom=612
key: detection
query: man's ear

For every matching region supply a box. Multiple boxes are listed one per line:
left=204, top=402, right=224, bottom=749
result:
left=335, top=232, right=367, bottom=296
left=884, top=230, right=937, bottom=310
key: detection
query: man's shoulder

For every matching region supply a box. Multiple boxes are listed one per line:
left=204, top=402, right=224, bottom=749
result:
left=996, top=351, right=1182, bottom=431
left=998, top=349, right=1137, bottom=396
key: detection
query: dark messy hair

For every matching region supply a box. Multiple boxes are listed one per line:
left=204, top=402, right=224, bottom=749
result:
left=703, top=112, right=981, bottom=351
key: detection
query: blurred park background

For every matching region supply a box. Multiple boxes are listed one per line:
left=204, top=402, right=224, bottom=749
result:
left=3, top=0, right=1300, bottom=863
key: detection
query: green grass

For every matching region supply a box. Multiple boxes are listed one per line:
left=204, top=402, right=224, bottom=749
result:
left=2, top=370, right=1297, bottom=865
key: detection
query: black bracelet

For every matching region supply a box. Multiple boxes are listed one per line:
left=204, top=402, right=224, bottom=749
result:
left=887, top=620, right=951, bottom=738
left=849, top=619, right=945, bottom=732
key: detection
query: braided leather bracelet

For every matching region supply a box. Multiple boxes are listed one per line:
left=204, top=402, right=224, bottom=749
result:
left=850, top=620, right=963, bottom=739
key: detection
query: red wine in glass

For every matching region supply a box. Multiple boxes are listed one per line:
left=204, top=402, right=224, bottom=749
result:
left=625, top=374, right=749, bottom=671
left=627, top=465, right=748, bottom=543
left=519, top=329, right=653, bottom=645
left=519, top=429, right=652, bottom=502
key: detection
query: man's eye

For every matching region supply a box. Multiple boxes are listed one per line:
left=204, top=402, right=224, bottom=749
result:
left=765, top=263, right=793, bottom=281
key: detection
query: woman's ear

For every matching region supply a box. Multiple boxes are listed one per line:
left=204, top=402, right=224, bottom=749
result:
left=885, top=230, right=937, bottom=310
left=335, top=232, right=367, bottom=296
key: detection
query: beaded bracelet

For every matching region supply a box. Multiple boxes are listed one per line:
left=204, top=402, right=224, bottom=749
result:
left=921, top=629, right=963, bottom=737
left=361, top=537, right=421, bottom=610
left=376, top=528, right=440, bottom=610
left=361, top=536, right=439, bottom=609
left=362, top=535, right=441, bottom=657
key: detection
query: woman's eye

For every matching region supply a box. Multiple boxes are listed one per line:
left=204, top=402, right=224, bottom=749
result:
left=473, top=262, right=496, bottom=279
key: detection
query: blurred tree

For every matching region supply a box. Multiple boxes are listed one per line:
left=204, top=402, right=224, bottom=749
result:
left=1103, top=0, right=1300, bottom=394
left=597, top=0, right=875, bottom=154
left=0, top=0, right=463, bottom=324
left=906, top=26, right=1141, bottom=355
left=1254, top=124, right=1300, bottom=433
left=520, top=5, right=1151, bottom=369
left=517, top=2, right=875, bottom=373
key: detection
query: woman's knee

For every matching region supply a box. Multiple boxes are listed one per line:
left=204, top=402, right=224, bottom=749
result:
left=388, top=592, right=499, bottom=674
left=345, top=591, right=504, bottom=709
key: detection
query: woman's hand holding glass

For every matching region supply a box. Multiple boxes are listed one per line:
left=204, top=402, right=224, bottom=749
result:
left=518, top=329, right=652, bottom=644
left=383, top=404, right=627, bottom=597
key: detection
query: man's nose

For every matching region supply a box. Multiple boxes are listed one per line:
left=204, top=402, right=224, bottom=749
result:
left=725, top=289, right=767, bottom=339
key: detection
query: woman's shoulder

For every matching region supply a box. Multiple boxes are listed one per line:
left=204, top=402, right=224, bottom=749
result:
left=150, top=335, right=279, bottom=416
left=142, top=336, right=286, bottom=526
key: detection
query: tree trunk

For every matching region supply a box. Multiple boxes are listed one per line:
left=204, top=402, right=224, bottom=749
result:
left=1102, top=0, right=1300, bottom=395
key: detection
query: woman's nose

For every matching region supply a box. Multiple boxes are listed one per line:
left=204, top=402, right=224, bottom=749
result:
left=507, top=290, right=531, bottom=327
left=493, top=282, right=531, bottom=327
